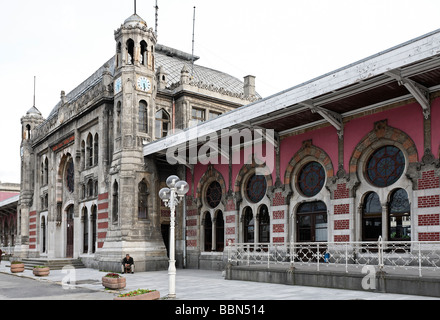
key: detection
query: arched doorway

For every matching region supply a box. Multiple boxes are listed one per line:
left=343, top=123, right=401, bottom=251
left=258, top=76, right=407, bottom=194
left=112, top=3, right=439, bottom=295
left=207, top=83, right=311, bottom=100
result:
left=296, top=201, right=327, bottom=242
left=66, top=205, right=74, bottom=258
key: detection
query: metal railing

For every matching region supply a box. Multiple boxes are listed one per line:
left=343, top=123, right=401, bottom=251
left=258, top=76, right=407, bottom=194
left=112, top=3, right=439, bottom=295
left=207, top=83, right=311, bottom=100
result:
left=227, top=238, right=440, bottom=277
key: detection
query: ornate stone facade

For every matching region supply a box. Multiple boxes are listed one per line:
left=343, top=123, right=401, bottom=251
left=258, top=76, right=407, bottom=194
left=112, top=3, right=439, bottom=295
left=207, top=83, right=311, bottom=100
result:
left=15, top=13, right=258, bottom=272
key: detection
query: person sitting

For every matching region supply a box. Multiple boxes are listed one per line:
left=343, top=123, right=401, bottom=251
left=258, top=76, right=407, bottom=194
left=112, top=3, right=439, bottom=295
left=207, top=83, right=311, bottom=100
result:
left=121, top=254, right=135, bottom=274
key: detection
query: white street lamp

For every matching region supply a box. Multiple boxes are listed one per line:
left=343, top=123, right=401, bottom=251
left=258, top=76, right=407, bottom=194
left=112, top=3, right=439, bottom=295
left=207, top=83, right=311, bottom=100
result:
left=159, top=175, right=189, bottom=299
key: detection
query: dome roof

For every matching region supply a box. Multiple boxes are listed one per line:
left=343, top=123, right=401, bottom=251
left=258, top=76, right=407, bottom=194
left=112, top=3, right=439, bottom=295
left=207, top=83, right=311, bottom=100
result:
left=26, top=106, right=42, bottom=117
left=124, top=14, right=147, bottom=28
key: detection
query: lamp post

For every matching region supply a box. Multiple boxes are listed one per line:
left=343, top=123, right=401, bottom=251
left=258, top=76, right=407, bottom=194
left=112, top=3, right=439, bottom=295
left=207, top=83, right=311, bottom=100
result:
left=159, top=175, right=189, bottom=299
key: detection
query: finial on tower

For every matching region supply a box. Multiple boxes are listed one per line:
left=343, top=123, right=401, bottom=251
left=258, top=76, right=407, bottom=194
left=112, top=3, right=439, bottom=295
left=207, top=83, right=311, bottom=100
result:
left=134, top=0, right=137, bottom=14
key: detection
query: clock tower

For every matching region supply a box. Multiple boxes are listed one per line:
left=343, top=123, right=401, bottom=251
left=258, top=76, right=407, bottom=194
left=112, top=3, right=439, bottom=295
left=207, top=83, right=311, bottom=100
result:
left=105, top=13, right=168, bottom=271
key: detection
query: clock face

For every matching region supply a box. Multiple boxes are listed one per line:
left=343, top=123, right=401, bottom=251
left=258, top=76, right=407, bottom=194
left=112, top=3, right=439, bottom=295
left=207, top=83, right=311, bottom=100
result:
left=114, top=77, right=122, bottom=94
left=137, top=76, right=151, bottom=92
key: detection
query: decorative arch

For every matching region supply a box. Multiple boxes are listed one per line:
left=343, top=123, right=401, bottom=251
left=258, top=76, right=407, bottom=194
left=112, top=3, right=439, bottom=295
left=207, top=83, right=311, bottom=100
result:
left=284, top=140, right=334, bottom=186
left=234, top=162, right=273, bottom=194
left=348, top=120, right=418, bottom=174
left=196, top=165, right=227, bottom=204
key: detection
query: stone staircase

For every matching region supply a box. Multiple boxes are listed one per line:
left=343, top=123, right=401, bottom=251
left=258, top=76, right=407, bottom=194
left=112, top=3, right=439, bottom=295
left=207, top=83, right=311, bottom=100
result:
left=21, top=258, right=86, bottom=270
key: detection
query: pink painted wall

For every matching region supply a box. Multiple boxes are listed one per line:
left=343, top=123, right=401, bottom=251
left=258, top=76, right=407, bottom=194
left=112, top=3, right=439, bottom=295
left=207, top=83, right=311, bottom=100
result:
left=189, top=98, right=431, bottom=194
left=344, top=101, right=425, bottom=171
left=431, top=97, right=440, bottom=158
left=279, top=126, right=339, bottom=184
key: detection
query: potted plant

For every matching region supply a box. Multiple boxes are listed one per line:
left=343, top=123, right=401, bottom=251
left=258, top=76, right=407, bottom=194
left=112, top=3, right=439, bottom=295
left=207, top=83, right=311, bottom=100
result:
left=33, top=265, right=50, bottom=277
left=102, top=273, right=126, bottom=290
left=114, top=289, right=160, bottom=301
left=10, top=261, right=25, bottom=273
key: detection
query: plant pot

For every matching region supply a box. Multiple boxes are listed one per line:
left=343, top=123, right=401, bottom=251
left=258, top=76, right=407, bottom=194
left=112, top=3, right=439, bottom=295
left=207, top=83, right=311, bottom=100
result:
left=102, top=276, right=126, bottom=290
left=10, top=263, right=25, bottom=273
left=114, top=290, right=160, bottom=301
left=33, top=267, right=50, bottom=277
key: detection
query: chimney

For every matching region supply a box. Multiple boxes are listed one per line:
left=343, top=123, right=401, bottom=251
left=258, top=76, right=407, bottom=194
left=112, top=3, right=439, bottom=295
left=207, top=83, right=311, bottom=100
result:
left=244, top=75, right=256, bottom=97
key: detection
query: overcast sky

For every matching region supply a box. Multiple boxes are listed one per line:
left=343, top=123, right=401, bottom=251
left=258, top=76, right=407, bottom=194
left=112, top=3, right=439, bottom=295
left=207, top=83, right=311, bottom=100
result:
left=1, top=0, right=440, bottom=184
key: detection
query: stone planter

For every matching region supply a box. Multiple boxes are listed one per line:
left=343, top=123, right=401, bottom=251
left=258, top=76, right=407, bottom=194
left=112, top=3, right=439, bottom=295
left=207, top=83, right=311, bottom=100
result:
left=102, top=274, right=126, bottom=290
left=33, top=267, right=50, bottom=277
left=114, top=290, right=160, bottom=301
left=10, top=263, right=25, bottom=273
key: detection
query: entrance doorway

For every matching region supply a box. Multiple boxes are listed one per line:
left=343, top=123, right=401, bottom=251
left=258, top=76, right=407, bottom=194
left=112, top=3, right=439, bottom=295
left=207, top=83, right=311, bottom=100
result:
left=66, top=205, right=74, bottom=258
left=296, top=201, right=328, bottom=242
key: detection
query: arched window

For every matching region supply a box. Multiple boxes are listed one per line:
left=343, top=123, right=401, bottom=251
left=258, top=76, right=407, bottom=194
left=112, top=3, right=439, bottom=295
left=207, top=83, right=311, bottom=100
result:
left=138, top=180, right=148, bottom=219
left=41, top=161, right=44, bottom=185
left=246, top=174, right=267, bottom=204
left=126, top=39, right=135, bottom=65
left=206, top=181, right=222, bottom=209
left=155, top=109, right=170, bottom=139
left=65, top=158, right=75, bottom=193
left=112, top=181, right=119, bottom=223
left=204, top=212, right=212, bottom=251
left=258, top=205, right=270, bottom=243
left=91, top=205, right=97, bottom=253
left=366, top=146, right=405, bottom=188
left=94, top=133, right=99, bottom=165
left=82, top=207, right=88, bottom=254
left=87, top=134, right=93, bottom=167
left=297, top=161, right=325, bottom=197
left=140, top=41, right=148, bottom=66
left=25, top=124, right=31, bottom=140
left=139, top=100, right=148, bottom=133
left=116, top=102, right=122, bottom=135
left=81, top=140, right=86, bottom=170
left=297, top=201, right=327, bottom=242
left=243, top=207, right=254, bottom=243
left=389, top=189, right=411, bottom=241
left=87, top=179, right=94, bottom=198
left=362, top=192, right=382, bottom=241
left=216, top=211, right=225, bottom=252
left=44, top=158, right=49, bottom=185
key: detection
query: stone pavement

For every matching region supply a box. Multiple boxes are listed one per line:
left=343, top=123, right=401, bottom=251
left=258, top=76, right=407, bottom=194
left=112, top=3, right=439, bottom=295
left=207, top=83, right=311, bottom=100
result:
left=0, top=261, right=437, bottom=300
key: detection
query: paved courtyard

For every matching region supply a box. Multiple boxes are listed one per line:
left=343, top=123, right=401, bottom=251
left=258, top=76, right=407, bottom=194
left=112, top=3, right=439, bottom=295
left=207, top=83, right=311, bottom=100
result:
left=0, top=261, right=437, bottom=300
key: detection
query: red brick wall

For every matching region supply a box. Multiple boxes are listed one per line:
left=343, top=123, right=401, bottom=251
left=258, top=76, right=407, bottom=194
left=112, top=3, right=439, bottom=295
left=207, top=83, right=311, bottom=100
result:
left=272, top=192, right=285, bottom=206
left=418, top=195, right=440, bottom=208
left=418, top=214, right=440, bottom=226
left=29, top=211, right=37, bottom=250
left=334, top=235, right=350, bottom=242
left=418, top=170, right=440, bottom=190
left=419, top=232, right=440, bottom=241
left=334, top=184, right=349, bottom=199
left=334, top=204, right=349, bottom=215
left=97, top=193, right=109, bottom=249
left=334, top=219, right=349, bottom=230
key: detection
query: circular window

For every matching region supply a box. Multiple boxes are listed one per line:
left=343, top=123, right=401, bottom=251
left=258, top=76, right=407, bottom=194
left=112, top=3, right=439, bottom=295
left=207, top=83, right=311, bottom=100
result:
left=206, top=181, right=222, bottom=208
left=297, top=161, right=325, bottom=197
left=246, top=174, right=267, bottom=203
left=366, top=146, right=405, bottom=187
left=66, top=159, right=75, bottom=193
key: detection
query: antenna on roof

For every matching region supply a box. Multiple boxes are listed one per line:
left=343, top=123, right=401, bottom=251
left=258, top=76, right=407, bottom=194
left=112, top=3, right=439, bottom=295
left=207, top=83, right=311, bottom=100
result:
left=191, top=6, right=196, bottom=78
left=155, top=0, right=159, bottom=37
left=33, top=76, right=36, bottom=107
left=134, top=0, right=137, bottom=14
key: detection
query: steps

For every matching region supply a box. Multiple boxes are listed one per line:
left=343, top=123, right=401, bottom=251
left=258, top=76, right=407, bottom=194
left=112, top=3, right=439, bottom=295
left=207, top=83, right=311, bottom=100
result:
left=21, top=258, right=86, bottom=270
